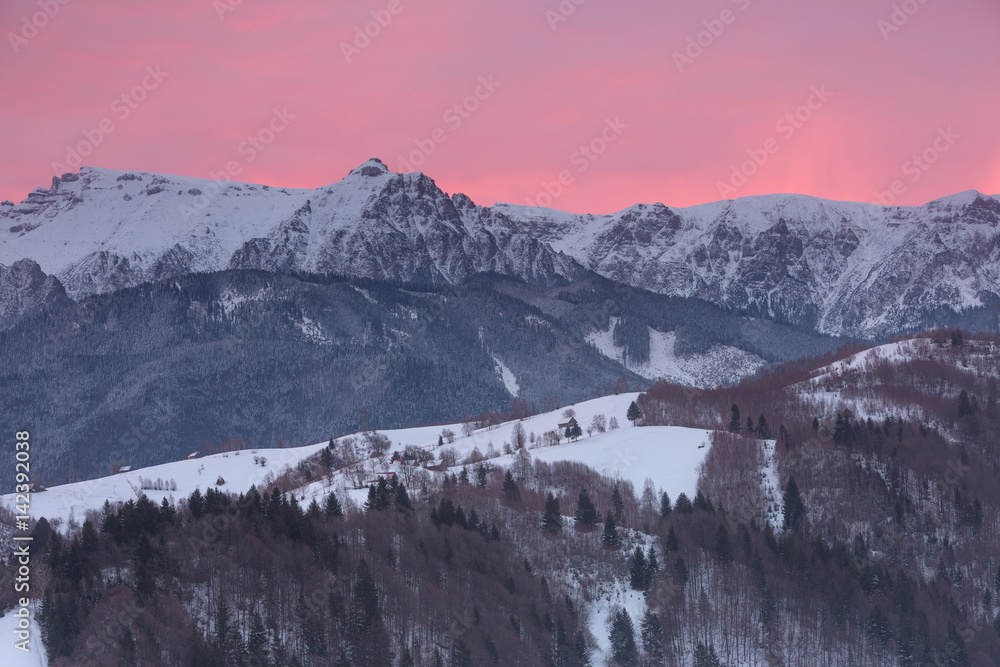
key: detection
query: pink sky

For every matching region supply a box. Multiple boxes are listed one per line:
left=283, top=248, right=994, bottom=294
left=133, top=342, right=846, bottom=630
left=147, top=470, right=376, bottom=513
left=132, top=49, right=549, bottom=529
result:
left=1, top=0, right=998, bottom=214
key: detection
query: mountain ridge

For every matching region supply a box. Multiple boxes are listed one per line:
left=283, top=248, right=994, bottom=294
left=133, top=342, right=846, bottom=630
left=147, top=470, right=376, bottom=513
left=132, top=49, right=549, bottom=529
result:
left=3, top=159, right=999, bottom=338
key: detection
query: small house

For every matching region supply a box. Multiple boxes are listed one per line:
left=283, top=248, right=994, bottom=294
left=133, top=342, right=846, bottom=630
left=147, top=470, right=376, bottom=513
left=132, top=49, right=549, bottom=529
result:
left=118, top=465, right=132, bottom=474
left=557, top=416, right=578, bottom=431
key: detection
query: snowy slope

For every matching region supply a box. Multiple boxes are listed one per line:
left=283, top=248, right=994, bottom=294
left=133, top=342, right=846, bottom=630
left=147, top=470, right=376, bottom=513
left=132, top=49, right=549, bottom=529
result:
left=0, top=604, right=47, bottom=667
left=1, top=393, right=716, bottom=529
left=0, top=442, right=328, bottom=527
left=586, top=317, right=766, bottom=386
left=3, top=162, right=999, bottom=337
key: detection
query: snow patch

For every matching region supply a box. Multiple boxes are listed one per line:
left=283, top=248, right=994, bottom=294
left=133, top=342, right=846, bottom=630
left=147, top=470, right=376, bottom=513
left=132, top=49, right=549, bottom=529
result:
left=586, top=318, right=765, bottom=387
left=492, top=355, right=520, bottom=397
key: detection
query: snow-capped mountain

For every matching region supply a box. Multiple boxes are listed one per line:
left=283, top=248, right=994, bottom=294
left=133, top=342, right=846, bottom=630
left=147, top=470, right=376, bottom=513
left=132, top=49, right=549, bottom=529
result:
left=3, top=159, right=999, bottom=338
left=0, top=160, right=582, bottom=299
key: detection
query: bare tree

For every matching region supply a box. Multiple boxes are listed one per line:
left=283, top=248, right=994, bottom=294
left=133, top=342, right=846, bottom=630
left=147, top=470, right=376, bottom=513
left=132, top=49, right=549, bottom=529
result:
left=511, top=422, right=528, bottom=450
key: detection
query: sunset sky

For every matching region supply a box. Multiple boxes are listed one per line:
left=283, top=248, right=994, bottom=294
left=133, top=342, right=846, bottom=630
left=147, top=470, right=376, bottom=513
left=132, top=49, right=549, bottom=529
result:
left=1, top=0, right=998, bottom=214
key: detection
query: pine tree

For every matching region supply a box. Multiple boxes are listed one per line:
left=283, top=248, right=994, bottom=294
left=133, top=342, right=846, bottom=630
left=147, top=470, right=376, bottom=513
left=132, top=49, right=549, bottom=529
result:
left=609, top=609, right=638, bottom=665
left=629, top=547, right=648, bottom=589
left=574, top=487, right=599, bottom=529
left=693, top=489, right=712, bottom=512
left=543, top=492, right=564, bottom=534
left=958, top=389, right=975, bottom=417
left=715, top=524, right=732, bottom=566
left=325, top=492, right=344, bottom=518
left=502, top=469, right=519, bottom=501
left=247, top=608, right=268, bottom=665
left=746, top=416, right=755, bottom=434
left=782, top=476, right=806, bottom=531
left=394, top=482, right=413, bottom=513
left=349, top=558, right=393, bottom=666
left=307, top=498, right=322, bottom=519
left=476, top=463, right=488, bottom=487
left=645, top=545, right=659, bottom=586
left=611, top=486, right=625, bottom=523
left=602, top=515, right=619, bottom=548
left=664, top=526, right=679, bottom=552
left=659, top=492, right=671, bottom=519
left=574, top=630, right=593, bottom=667
left=674, top=493, right=693, bottom=514
left=693, top=642, right=723, bottom=667
left=756, top=415, right=771, bottom=439
left=640, top=610, right=664, bottom=663
left=626, top=401, right=641, bottom=425
left=452, top=639, right=474, bottom=667
left=320, top=446, right=335, bottom=472
left=728, top=404, right=741, bottom=432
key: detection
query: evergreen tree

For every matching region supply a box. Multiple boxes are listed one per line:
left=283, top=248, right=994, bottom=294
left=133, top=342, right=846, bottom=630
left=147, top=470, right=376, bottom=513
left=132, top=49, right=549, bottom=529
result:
left=609, top=608, right=638, bottom=665
left=728, top=404, right=741, bottom=432
left=602, top=515, right=620, bottom=548
left=325, top=492, right=344, bottom=518
left=349, top=558, right=393, bottom=666
left=674, top=493, right=693, bottom=514
left=626, top=401, right=642, bottom=425
left=715, top=524, right=732, bottom=566
left=574, top=487, right=599, bottom=529
left=756, top=415, right=771, bottom=439
left=307, top=498, right=322, bottom=519
left=958, top=389, right=975, bottom=417
left=629, top=547, right=648, bottom=589
left=640, top=610, right=664, bottom=664
left=476, top=463, right=488, bottom=487
left=188, top=488, right=205, bottom=518
left=693, top=642, right=723, bottom=667
left=502, top=470, right=520, bottom=501
left=452, top=639, right=474, bottom=667
left=543, top=492, right=564, bottom=534
left=693, top=489, right=712, bottom=512
left=664, top=526, right=679, bottom=552
left=746, top=416, right=755, bottom=434
left=782, top=476, right=806, bottom=531
left=394, top=482, right=413, bottom=513
left=247, top=608, right=268, bottom=665
left=320, top=446, right=335, bottom=472
left=611, top=486, right=625, bottom=523
left=574, top=629, right=593, bottom=667
left=659, top=492, right=671, bottom=519
left=645, top=545, right=659, bottom=585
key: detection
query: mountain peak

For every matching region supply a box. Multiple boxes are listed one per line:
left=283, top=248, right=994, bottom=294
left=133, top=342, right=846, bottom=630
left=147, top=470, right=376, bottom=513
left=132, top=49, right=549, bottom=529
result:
left=347, top=158, right=392, bottom=178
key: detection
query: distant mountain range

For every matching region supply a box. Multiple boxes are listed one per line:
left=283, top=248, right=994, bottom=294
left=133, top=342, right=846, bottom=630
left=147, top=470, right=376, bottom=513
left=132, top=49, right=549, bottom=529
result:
left=3, top=158, right=999, bottom=338
left=3, top=159, right=998, bottom=486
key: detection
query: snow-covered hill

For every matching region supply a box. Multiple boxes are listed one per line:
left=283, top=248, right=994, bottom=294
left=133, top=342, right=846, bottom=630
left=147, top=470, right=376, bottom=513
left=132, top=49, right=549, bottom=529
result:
left=1, top=393, right=719, bottom=531
left=3, top=161, right=1000, bottom=337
